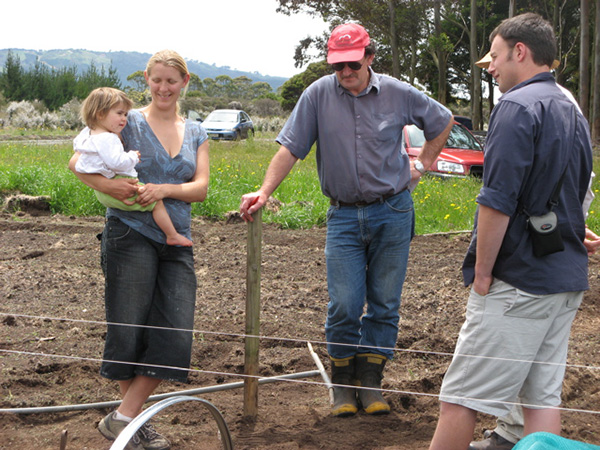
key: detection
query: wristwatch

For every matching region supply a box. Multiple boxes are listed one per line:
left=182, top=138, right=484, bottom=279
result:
left=414, top=160, right=426, bottom=175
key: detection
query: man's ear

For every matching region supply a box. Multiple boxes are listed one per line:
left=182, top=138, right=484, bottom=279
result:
left=513, top=42, right=528, bottom=64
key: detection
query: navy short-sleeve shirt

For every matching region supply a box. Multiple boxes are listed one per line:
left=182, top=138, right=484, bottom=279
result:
left=462, top=73, right=593, bottom=294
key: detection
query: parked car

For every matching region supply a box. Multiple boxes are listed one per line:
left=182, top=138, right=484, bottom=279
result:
left=187, top=110, right=203, bottom=122
left=453, top=115, right=473, bottom=130
left=402, top=122, right=484, bottom=177
left=202, top=109, right=254, bottom=140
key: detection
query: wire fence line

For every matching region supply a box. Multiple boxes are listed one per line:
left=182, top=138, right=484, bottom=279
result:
left=1, top=311, right=600, bottom=417
left=2, top=312, right=599, bottom=372
left=2, top=348, right=600, bottom=418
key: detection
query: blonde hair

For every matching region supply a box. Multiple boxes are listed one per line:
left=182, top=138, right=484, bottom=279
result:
left=146, top=49, right=189, bottom=79
left=80, top=87, right=133, bottom=129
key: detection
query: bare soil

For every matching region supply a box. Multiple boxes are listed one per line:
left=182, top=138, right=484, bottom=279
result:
left=1, top=210, right=599, bottom=450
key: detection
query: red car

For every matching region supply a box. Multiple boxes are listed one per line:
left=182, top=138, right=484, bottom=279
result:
left=402, top=122, right=484, bottom=177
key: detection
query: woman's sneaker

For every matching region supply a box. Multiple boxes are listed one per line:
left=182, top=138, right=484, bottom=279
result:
left=137, top=422, right=171, bottom=450
left=98, top=411, right=143, bottom=450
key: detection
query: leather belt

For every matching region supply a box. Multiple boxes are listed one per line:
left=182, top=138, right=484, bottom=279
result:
left=330, top=192, right=396, bottom=207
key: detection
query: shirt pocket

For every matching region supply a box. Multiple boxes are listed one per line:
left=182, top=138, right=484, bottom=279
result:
left=373, top=113, right=401, bottom=142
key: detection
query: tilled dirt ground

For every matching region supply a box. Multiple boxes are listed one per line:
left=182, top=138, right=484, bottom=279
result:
left=1, top=211, right=599, bottom=450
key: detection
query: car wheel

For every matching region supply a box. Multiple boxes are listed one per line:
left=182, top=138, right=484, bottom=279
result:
left=235, top=130, right=241, bottom=141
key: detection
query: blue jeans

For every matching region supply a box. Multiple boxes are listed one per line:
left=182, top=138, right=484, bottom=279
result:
left=100, top=217, right=197, bottom=382
left=325, top=190, right=414, bottom=359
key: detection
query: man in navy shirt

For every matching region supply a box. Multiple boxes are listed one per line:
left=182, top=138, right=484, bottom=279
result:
left=469, top=40, right=600, bottom=450
left=429, top=13, right=593, bottom=450
left=240, top=23, right=453, bottom=417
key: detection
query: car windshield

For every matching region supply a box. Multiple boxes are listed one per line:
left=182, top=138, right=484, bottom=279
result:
left=205, top=111, right=237, bottom=122
left=406, top=124, right=482, bottom=151
left=406, top=125, right=426, bottom=147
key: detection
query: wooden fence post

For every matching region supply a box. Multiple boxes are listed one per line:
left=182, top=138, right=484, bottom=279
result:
left=244, top=208, right=262, bottom=419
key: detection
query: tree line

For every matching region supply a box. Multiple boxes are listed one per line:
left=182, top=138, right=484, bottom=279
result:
left=0, top=51, right=281, bottom=114
left=276, top=0, right=600, bottom=141
left=0, top=51, right=121, bottom=111
left=126, top=71, right=278, bottom=102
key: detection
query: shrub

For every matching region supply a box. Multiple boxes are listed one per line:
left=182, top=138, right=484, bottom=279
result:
left=228, top=101, right=243, bottom=110
left=179, top=97, right=206, bottom=118
left=248, top=98, right=283, bottom=117
left=124, top=88, right=151, bottom=107
left=6, top=100, right=60, bottom=129
left=252, top=116, right=288, bottom=133
left=57, top=99, right=83, bottom=130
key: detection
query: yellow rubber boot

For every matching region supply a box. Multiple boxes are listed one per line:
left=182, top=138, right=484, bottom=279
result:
left=355, top=353, right=390, bottom=415
left=330, top=356, right=358, bottom=417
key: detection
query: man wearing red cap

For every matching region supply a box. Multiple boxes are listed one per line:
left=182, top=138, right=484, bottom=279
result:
left=240, top=23, right=453, bottom=417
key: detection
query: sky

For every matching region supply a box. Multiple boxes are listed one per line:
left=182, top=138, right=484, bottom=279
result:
left=2, top=0, right=329, bottom=78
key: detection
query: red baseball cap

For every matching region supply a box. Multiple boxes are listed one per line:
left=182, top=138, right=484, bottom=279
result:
left=327, top=23, right=370, bottom=64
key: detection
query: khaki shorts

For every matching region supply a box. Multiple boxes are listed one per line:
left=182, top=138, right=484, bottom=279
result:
left=439, top=279, right=583, bottom=416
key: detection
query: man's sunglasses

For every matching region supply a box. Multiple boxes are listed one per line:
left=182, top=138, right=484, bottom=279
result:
left=331, top=61, right=363, bottom=71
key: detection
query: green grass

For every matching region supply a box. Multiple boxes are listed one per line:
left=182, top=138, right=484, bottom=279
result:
left=0, top=127, right=77, bottom=138
left=412, top=176, right=481, bottom=234
left=193, top=136, right=330, bottom=228
left=1, top=138, right=599, bottom=234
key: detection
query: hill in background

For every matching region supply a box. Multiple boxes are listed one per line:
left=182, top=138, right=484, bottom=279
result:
left=0, top=49, right=288, bottom=91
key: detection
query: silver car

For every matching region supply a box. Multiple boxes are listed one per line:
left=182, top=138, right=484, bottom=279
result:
left=202, top=109, right=254, bottom=140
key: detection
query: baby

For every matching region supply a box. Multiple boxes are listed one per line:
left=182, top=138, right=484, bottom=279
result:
left=74, top=87, right=192, bottom=246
